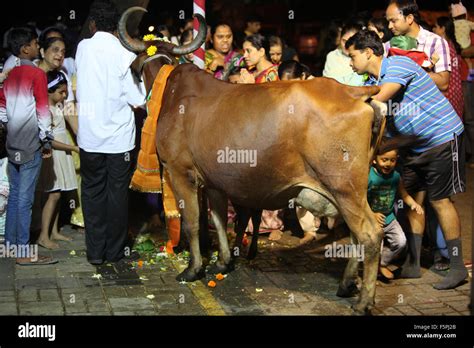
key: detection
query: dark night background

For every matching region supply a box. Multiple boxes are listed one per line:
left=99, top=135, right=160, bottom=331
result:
left=1, top=0, right=473, bottom=74
left=2, top=0, right=472, bottom=34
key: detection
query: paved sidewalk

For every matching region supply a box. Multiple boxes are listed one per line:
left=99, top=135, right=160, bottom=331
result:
left=0, top=168, right=471, bottom=316
left=0, top=225, right=470, bottom=316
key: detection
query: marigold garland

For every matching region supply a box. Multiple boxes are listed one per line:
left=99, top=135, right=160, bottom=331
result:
left=146, top=45, right=157, bottom=57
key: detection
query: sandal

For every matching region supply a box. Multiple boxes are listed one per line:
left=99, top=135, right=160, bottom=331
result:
left=433, top=260, right=450, bottom=271
left=16, top=255, right=58, bottom=266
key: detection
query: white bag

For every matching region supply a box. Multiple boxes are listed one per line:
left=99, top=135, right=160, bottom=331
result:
left=0, top=157, right=9, bottom=235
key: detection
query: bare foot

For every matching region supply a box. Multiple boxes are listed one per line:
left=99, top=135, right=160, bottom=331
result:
left=51, top=233, right=73, bottom=242
left=268, top=230, right=283, bottom=241
left=299, top=231, right=316, bottom=245
left=37, top=238, right=60, bottom=250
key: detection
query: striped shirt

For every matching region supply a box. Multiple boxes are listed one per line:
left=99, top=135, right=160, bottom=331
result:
left=366, top=56, right=464, bottom=153
left=384, top=26, right=451, bottom=73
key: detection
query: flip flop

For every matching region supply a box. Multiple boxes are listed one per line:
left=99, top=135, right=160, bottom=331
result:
left=16, top=255, right=58, bottom=266
left=433, top=261, right=450, bottom=271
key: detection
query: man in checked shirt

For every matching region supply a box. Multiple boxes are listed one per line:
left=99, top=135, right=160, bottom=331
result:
left=385, top=0, right=451, bottom=92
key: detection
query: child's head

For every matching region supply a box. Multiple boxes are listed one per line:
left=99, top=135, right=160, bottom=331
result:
left=269, top=36, right=283, bottom=65
left=278, top=60, right=311, bottom=80
left=228, top=65, right=243, bottom=83
left=180, top=29, right=195, bottom=63
left=47, top=70, right=68, bottom=104
left=373, top=137, right=399, bottom=175
left=7, top=26, right=39, bottom=60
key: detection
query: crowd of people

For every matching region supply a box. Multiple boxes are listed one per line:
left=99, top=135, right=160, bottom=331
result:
left=0, top=0, right=472, bottom=293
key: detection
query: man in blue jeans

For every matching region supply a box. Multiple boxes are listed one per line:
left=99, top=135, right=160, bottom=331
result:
left=0, top=27, right=57, bottom=265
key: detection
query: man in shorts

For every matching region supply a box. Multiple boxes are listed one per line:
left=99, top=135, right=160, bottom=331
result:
left=346, top=29, right=468, bottom=290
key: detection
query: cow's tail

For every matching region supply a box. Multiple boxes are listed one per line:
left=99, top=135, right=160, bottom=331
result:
left=368, top=99, right=387, bottom=159
left=348, top=85, right=389, bottom=158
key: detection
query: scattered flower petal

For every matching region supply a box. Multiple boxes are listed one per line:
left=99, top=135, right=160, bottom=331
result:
left=208, top=280, right=217, bottom=288
left=146, top=294, right=155, bottom=300
left=216, top=273, right=225, bottom=280
left=92, top=273, right=102, bottom=280
left=69, top=250, right=76, bottom=256
left=255, top=288, right=263, bottom=293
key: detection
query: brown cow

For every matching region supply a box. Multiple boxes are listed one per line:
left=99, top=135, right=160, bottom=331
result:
left=119, top=7, right=387, bottom=314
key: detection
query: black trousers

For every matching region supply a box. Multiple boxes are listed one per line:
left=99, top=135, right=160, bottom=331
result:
left=80, top=149, right=133, bottom=263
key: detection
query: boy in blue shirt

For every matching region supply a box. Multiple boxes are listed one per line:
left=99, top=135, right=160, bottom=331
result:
left=369, top=138, right=424, bottom=280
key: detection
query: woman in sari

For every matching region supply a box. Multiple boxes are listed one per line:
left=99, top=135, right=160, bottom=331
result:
left=205, top=23, right=245, bottom=81
left=239, top=34, right=282, bottom=240
left=240, top=34, right=279, bottom=83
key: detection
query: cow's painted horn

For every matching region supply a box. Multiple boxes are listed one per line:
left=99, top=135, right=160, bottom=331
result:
left=118, top=6, right=147, bottom=53
left=171, top=14, right=207, bottom=55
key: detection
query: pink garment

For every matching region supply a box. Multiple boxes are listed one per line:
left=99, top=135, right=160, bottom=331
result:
left=444, top=41, right=465, bottom=120
left=246, top=209, right=284, bottom=233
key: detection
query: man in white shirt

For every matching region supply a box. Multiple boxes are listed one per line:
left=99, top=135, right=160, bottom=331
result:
left=76, top=1, right=145, bottom=265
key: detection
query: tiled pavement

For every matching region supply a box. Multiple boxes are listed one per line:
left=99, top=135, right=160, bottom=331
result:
left=0, top=224, right=470, bottom=316
left=0, top=169, right=471, bottom=316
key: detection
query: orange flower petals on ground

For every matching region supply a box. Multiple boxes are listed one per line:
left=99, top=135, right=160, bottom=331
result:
left=216, top=273, right=225, bottom=280
left=207, top=280, right=217, bottom=288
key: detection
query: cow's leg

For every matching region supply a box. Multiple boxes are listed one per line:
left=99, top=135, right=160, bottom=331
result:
left=168, top=171, right=205, bottom=282
left=232, top=204, right=250, bottom=258
left=295, top=188, right=380, bottom=314
left=340, top=201, right=382, bottom=315
left=247, top=209, right=263, bottom=260
left=337, top=232, right=361, bottom=298
left=198, top=188, right=211, bottom=261
left=295, top=190, right=360, bottom=296
left=207, top=188, right=234, bottom=274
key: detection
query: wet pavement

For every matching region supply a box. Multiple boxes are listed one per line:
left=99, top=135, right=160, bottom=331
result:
left=0, top=168, right=471, bottom=316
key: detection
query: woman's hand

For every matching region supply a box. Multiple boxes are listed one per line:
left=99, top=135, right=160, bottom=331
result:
left=208, top=55, right=224, bottom=72
left=73, top=146, right=80, bottom=154
left=239, top=68, right=255, bottom=84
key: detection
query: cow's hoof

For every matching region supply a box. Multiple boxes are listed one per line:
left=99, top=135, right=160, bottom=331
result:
left=336, top=282, right=359, bottom=298
left=209, top=260, right=235, bottom=275
left=176, top=267, right=206, bottom=282
left=351, top=302, right=374, bottom=316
